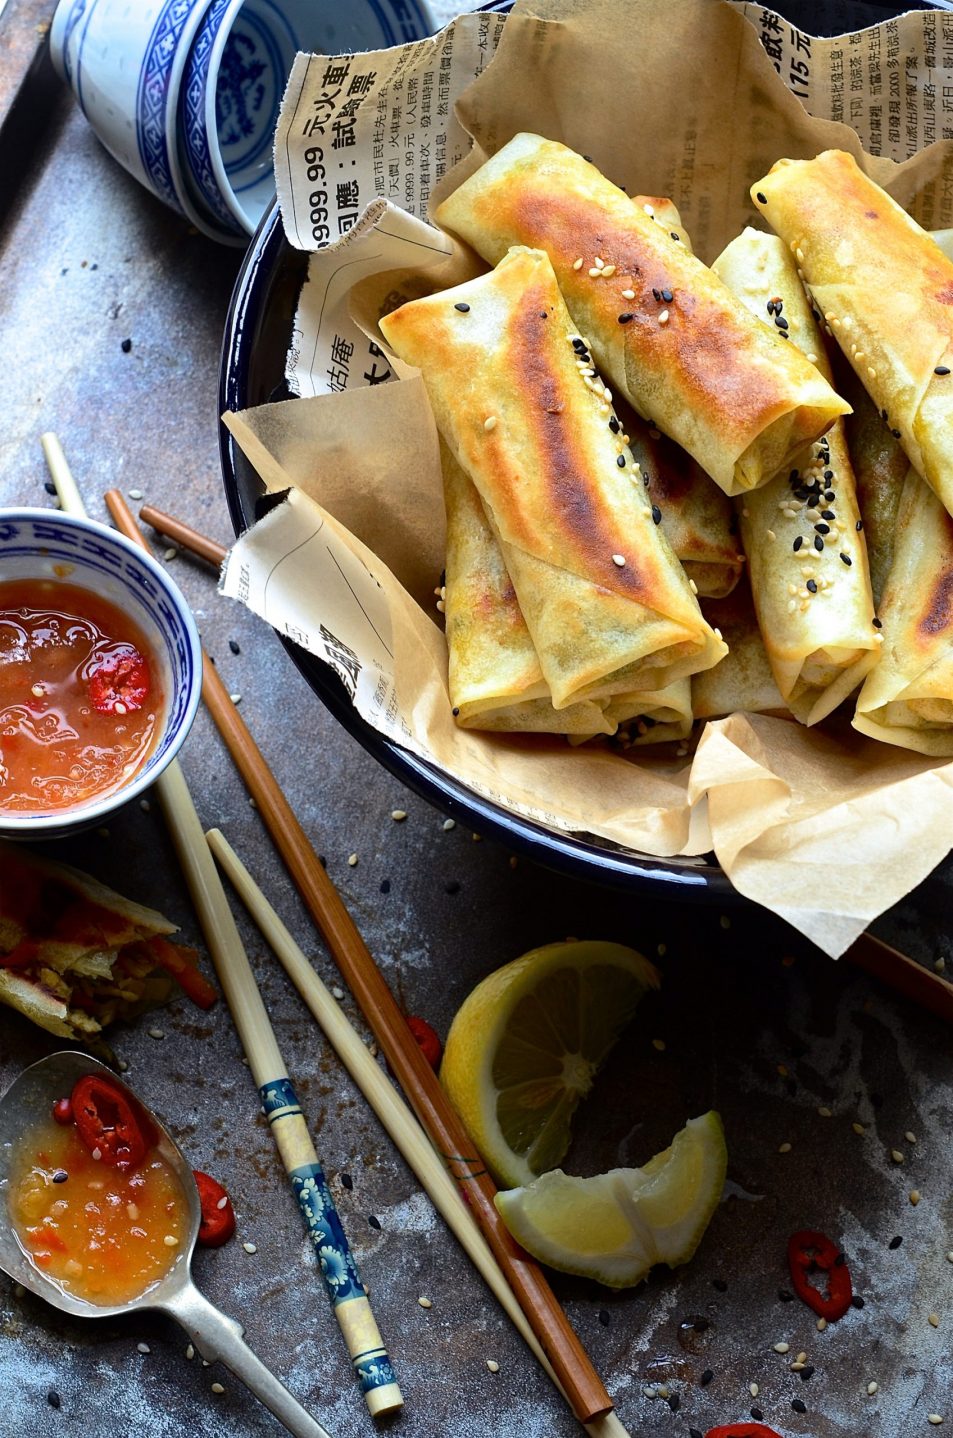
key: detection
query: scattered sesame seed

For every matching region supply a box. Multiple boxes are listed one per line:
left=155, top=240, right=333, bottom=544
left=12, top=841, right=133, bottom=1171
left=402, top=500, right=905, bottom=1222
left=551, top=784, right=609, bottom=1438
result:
left=928, top=1417, right=944, bottom=1426
left=454, top=302, right=470, bottom=312
left=612, top=553, right=626, bottom=567
left=621, top=288, right=635, bottom=299
left=572, top=258, right=584, bottom=270
left=891, top=1149, right=905, bottom=1163
left=164, top=547, right=177, bottom=561
left=47, top=1392, right=61, bottom=1409
left=756, top=191, right=767, bottom=203
left=867, top=1381, right=879, bottom=1395
left=602, top=264, right=617, bottom=277
left=486, top=1359, right=500, bottom=1373
left=652, top=1038, right=666, bottom=1051
left=749, top=1382, right=759, bottom=1398
left=929, top=1313, right=940, bottom=1327
left=910, top=1189, right=922, bottom=1205
left=128, top=488, right=143, bottom=501
left=935, top=366, right=950, bottom=376
left=331, top=985, right=345, bottom=999
left=211, top=1382, right=225, bottom=1395
left=186, top=1344, right=195, bottom=1360
left=793, top=536, right=803, bottom=552
left=852, top=1122, right=866, bottom=1135
left=229, top=692, right=242, bottom=704
left=442, top=818, right=455, bottom=831
left=818, top=1105, right=832, bottom=1117
left=936, top=957, right=946, bottom=972
left=642, top=204, right=655, bottom=217
left=774, top=1342, right=790, bottom=1353
left=890, top=1235, right=903, bottom=1249
left=906, top=1131, right=918, bottom=1144
left=868, top=366, right=877, bottom=380
left=652, top=505, right=662, bottom=525
left=588, top=266, right=602, bottom=277
left=616, top=454, right=627, bottom=468
left=148, top=1028, right=164, bottom=1040
left=658, top=309, right=669, bottom=324
left=700, top=1369, right=714, bottom=1386
left=164, top=1234, right=178, bottom=1247
left=483, top=415, right=497, bottom=433
left=139, top=797, right=151, bottom=812
left=778, top=1142, right=792, bottom=1153
left=617, top=312, right=634, bottom=324
left=348, top=854, right=358, bottom=867
left=242, top=1242, right=257, bottom=1254
left=137, top=1342, right=151, bottom=1354
left=817, top=1317, right=828, bottom=1331
left=947, top=1252, right=953, bottom=1264
left=841, top=552, right=852, bottom=566
left=391, top=809, right=407, bottom=821
left=418, top=1296, right=432, bottom=1309
left=792, top=1398, right=807, bottom=1413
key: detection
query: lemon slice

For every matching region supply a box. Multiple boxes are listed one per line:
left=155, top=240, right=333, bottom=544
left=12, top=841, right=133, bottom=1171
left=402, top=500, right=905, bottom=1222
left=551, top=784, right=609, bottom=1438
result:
left=439, top=940, right=659, bottom=1189
left=494, top=1111, right=727, bottom=1288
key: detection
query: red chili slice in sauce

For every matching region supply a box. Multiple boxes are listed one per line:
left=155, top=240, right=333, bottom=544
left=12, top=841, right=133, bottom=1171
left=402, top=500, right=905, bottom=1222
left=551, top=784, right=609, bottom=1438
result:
left=193, top=1170, right=236, bottom=1247
left=405, top=1015, right=442, bottom=1070
left=70, top=1075, right=154, bottom=1171
left=787, top=1228, right=853, bottom=1320
left=87, top=650, right=150, bottom=713
left=706, top=1426, right=783, bottom=1438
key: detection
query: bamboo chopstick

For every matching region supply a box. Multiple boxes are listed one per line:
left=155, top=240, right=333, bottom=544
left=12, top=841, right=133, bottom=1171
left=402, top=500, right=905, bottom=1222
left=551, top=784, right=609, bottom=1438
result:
left=206, top=829, right=632, bottom=1438
left=97, top=487, right=402, bottom=1417
left=130, top=507, right=614, bottom=1423
left=140, top=503, right=229, bottom=567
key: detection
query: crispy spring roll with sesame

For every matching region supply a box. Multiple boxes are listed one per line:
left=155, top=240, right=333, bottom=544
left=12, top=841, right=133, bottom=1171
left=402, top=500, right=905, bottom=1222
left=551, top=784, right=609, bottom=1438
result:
left=840, top=365, right=908, bottom=608
left=691, top=581, right=788, bottom=721
left=441, top=442, right=613, bottom=734
left=854, top=469, right=953, bottom=755
left=604, top=678, right=692, bottom=745
left=713, top=229, right=879, bottom=725
left=435, top=133, right=849, bottom=497
left=752, top=150, right=953, bottom=518
left=380, top=246, right=727, bottom=709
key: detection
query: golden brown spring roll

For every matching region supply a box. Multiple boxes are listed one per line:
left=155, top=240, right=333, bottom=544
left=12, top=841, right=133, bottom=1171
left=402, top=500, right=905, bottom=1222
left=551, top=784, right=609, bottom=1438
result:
left=435, top=133, right=849, bottom=497
left=840, top=364, right=908, bottom=608
left=853, top=468, right=953, bottom=754
left=441, top=441, right=613, bottom=734
left=380, top=246, right=727, bottom=709
left=752, top=150, right=953, bottom=517
left=691, top=581, right=787, bottom=721
left=632, top=195, right=693, bottom=251
left=606, top=678, right=692, bottom=745
left=713, top=228, right=879, bottom=725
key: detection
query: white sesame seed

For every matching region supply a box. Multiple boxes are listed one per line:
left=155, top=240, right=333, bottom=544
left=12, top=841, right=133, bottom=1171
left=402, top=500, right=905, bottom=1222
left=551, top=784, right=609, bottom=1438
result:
left=185, top=1344, right=195, bottom=1360
left=117, top=1058, right=129, bottom=1072
left=790, top=1361, right=806, bottom=1372
left=657, top=943, right=667, bottom=956
left=435, top=599, right=445, bottom=613
left=929, top=1313, right=940, bottom=1327
left=331, top=986, right=345, bottom=1000
left=139, top=798, right=151, bottom=812
left=612, top=553, right=626, bottom=567
left=347, top=853, right=358, bottom=867
left=202, top=1359, right=210, bottom=1367
left=572, top=258, right=583, bottom=270
left=643, top=1386, right=657, bottom=1400
left=216, top=1195, right=228, bottom=1210
left=128, top=489, right=143, bottom=501
left=910, top=1189, right=922, bottom=1205
left=867, top=1381, right=879, bottom=1395
left=588, top=267, right=602, bottom=278
left=594, top=257, right=604, bottom=269
left=91, top=1147, right=102, bottom=1161
left=148, top=1027, right=165, bottom=1040
left=164, top=1234, right=178, bottom=1247
left=484, top=415, right=497, bottom=432
left=818, top=1106, right=833, bottom=1118
left=906, top=1131, right=918, bottom=1145
left=418, top=1296, right=432, bottom=1309
left=652, top=1038, right=666, bottom=1051
left=486, top=1359, right=500, bottom=1373
left=31, top=683, right=44, bottom=697
left=773, top=1342, right=790, bottom=1354
left=767, top=529, right=776, bottom=540
left=137, top=1342, right=151, bottom=1354
left=891, top=1150, right=905, bottom=1163
left=796, top=247, right=805, bottom=262
left=601, top=264, right=617, bottom=277
left=442, top=818, right=455, bottom=831
left=935, top=957, right=946, bottom=973
left=229, top=692, right=242, bottom=704
left=749, top=1383, right=759, bottom=1398
left=796, top=1352, right=808, bottom=1364
left=852, top=1122, right=866, bottom=1136
left=391, top=809, right=407, bottom=821
left=164, top=547, right=177, bottom=561
left=928, top=1417, right=943, bottom=1426
left=621, top=289, right=635, bottom=300
left=689, top=579, right=698, bottom=594
left=658, top=309, right=669, bottom=324
left=868, top=367, right=877, bottom=380
left=778, top=1142, right=792, bottom=1154
left=643, top=204, right=655, bottom=217
left=211, top=1383, right=225, bottom=1395
left=817, top=1316, right=828, bottom=1331
left=242, top=1242, right=257, bottom=1254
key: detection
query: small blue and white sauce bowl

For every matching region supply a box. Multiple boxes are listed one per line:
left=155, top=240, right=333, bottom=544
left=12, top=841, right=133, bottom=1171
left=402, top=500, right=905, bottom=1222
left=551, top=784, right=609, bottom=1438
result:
left=0, top=510, right=202, bottom=841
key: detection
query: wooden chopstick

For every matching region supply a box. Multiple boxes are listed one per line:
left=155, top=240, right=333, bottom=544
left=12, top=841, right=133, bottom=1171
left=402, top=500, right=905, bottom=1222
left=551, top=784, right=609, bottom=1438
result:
left=101, top=487, right=402, bottom=1417
left=205, top=829, right=632, bottom=1438
left=140, top=504, right=228, bottom=566
left=130, top=505, right=614, bottom=1424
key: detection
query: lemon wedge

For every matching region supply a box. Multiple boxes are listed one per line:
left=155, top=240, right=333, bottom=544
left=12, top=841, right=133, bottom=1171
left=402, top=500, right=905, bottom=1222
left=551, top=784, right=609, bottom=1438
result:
left=494, top=1111, right=727, bottom=1288
left=439, top=940, right=659, bottom=1189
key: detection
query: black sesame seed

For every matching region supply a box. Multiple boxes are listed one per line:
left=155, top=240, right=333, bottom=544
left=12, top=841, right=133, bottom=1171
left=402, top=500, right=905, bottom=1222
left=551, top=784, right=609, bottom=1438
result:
left=51, top=1169, right=68, bottom=1184
left=881, top=408, right=888, bottom=421
left=670, top=232, right=681, bottom=241
left=617, top=312, right=634, bottom=324
left=228, top=638, right=241, bottom=655
left=789, top=469, right=800, bottom=483
left=892, top=428, right=902, bottom=438
left=767, top=300, right=776, bottom=316
left=889, top=1234, right=903, bottom=1249
left=652, top=288, right=661, bottom=301
left=792, top=1398, right=807, bottom=1414
left=793, top=536, right=803, bottom=552
left=661, top=288, right=673, bottom=303
left=851, top=1294, right=865, bottom=1309
left=935, top=366, right=950, bottom=376
left=856, top=518, right=863, bottom=530
left=700, top=1368, right=714, bottom=1386
left=617, top=454, right=626, bottom=468
left=800, top=1365, right=815, bottom=1380
left=807, top=579, right=818, bottom=593
left=368, top=1214, right=382, bottom=1230
left=873, top=617, right=882, bottom=628
left=539, top=311, right=548, bottom=319
left=445, top=880, right=460, bottom=895
left=318, top=855, right=327, bottom=868
left=120, top=337, right=132, bottom=353
left=814, top=536, right=824, bottom=551
left=379, top=879, right=391, bottom=894
left=340, top=1172, right=353, bottom=1190
left=712, top=1278, right=728, bottom=1292
left=690, top=1430, right=704, bottom=1438
left=808, top=496, right=821, bottom=509
left=820, top=509, right=835, bottom=520
left=751, top=1407, right=764, bottom=1421
left=44, top=480, right=57, bottom=495
left=841, top=553, right=852, bottom=565
left=756, top=191, right=768, bottom=203
left=47, top=1392, right=61, bottom=1410
left=823, top=469, right=834, bottom=480
left=652, top=505, right=662, bottom=525
left=572, top=338, right=586, bottom=351
left=667, top=1394, right=680, bottom=1413
left=825, top=491, right=836, bottom=502
left=454, top=302, right=470, bottom=313
left=609, top=416, right=620, bottom=433
left=815, top=523, right=830, bottom=535
left=776, top=317, right=789, bottom=330
left=452, top=706, right=460, bottom=716
left=598, top=1309, right=610, bottom=1326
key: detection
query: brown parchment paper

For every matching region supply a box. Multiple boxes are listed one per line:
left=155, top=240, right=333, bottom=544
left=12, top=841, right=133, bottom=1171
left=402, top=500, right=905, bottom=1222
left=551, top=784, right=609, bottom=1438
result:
left=223, top=0, right=953, bottom=956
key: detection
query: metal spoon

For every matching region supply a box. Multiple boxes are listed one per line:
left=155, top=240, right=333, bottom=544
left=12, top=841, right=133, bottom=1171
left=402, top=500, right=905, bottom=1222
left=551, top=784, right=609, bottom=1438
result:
left=0, top=1051, right=333, bottom=1438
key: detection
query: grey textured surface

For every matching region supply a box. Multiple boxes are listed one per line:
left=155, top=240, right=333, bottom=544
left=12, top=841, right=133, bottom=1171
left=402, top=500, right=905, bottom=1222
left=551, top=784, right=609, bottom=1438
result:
left=1, top=9, right=953, bottom=1438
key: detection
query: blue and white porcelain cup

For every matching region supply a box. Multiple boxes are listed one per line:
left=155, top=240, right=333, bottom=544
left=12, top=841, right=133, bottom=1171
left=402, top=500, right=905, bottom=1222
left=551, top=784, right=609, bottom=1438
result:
left=181, top=0, right=435, bottom=236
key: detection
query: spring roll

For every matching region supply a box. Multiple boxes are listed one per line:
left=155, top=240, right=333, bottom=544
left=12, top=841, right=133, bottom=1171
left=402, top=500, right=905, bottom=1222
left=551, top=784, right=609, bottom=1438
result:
left=712, top=228, right=879, bottom=725
left=840, top=364, right=908, bottom=607
left=752, top=149, right=953, bottom=517
left=691, top=581, right=787, bottom=721
left=853, top=469, right=953, bottom=754
left=605, top=678, right=692, bottom=745
left=380, top=246, right=727, bottom=709
left=435, top=133, right=849, bottom=497
left=441, top=441, right=613, bottom=734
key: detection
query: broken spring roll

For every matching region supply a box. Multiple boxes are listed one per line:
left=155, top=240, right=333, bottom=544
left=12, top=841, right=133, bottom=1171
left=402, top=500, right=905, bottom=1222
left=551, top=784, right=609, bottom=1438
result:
left=441, top=441, right=613, bottom=734
left=853, top=469, right=953, bottom=755
left=713, top=228, right=879, bottom=725
left=435, top=133, right=849, bottom=496
left=380, top=246, right=727, bottom=710
left=691, top=580, right=787, bottom=721
left=752, top=149, right=953, bottom=517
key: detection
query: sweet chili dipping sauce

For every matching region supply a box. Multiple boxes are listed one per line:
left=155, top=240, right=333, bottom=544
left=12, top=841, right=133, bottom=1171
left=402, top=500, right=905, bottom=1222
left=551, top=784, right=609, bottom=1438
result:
left=8, top=1079, right=188, bottom=1306
left=0, top=579, right=162, bottom=815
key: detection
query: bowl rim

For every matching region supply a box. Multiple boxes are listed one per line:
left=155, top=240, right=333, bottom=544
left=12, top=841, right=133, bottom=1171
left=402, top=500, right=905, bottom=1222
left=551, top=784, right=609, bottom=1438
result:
left=0, top=507, right=203, bottom=835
